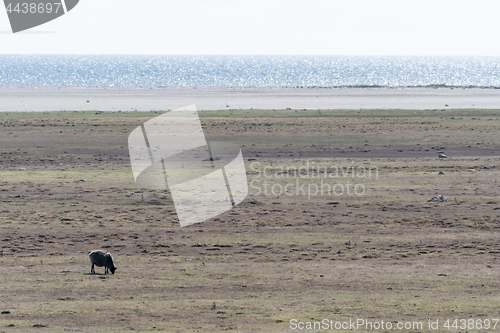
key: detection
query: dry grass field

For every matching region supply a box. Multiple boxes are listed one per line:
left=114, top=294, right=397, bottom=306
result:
left=0, top=109, right=499, bottom=332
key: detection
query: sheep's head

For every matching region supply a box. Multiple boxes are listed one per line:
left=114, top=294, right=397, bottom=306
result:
left=110, top=266, right=116, bottom=274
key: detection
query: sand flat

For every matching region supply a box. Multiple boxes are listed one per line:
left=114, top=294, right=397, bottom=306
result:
left=1, top=86, right=500, bottom=111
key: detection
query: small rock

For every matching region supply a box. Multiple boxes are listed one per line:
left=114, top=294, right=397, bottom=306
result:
left=431, top=195, right=448, bottom=202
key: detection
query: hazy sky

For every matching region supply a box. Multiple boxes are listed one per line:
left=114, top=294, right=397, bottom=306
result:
left=1, top=0, right=499, bottom=55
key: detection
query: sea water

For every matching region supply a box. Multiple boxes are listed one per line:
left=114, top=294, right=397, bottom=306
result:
left=0, top=55, right=499, bottom=88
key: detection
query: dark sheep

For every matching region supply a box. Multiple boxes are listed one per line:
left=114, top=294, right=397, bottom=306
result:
left=89, top=250, right=117, bottom=274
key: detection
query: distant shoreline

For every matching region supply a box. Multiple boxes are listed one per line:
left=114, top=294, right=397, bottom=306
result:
left=1, top=86, right=500, bottom=111
left=2, top=85, right=500, bottom=89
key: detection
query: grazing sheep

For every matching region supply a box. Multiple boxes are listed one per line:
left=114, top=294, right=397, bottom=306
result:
left=89, top=250, right=116, bottom=274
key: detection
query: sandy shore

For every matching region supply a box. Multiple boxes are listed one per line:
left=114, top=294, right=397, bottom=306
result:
left=1, top=87, right=500, bottom=111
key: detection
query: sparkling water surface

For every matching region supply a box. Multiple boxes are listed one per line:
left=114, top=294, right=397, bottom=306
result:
left=1, top=55, right=499, bottom=88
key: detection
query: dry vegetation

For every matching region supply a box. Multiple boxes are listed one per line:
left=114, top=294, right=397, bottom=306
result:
left=0, top=109, right=499, bottom=332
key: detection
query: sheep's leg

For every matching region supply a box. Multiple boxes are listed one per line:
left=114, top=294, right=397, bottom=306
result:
left=91, top=263, right=94, bottom=274
left=105, top=266, right=108, bottom=274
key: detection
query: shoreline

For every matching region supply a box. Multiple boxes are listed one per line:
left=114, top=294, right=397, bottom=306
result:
left=1, top=86, right=500, bottom=111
